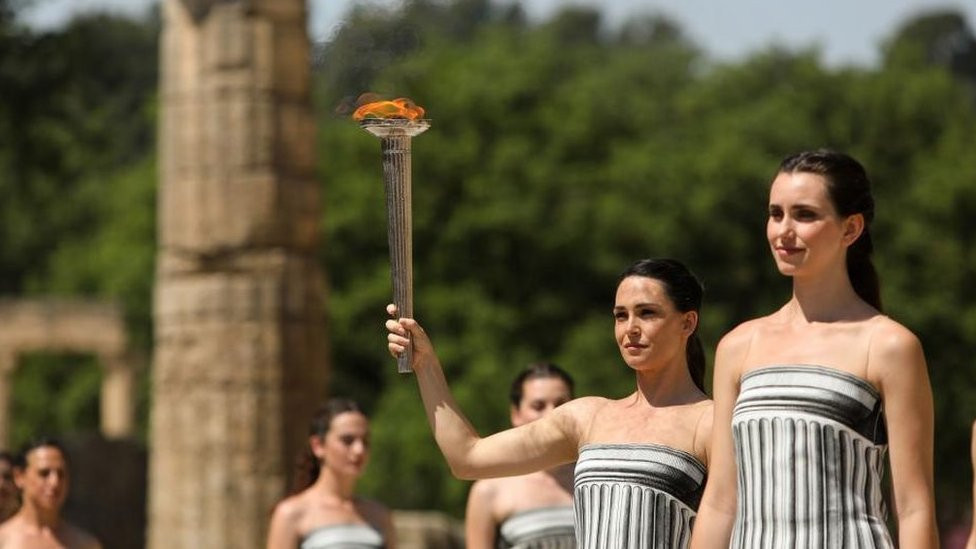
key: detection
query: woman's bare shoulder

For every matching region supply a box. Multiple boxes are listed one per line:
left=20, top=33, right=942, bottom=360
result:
left=717, top=317, right=765, bottom=356
left=556, top=396, right=611, bottom=417
left=866, top=315, right=928, bottom=389
left=869, top=315, right=921, bottom=350
left=270, top=491, right=308, bottom=524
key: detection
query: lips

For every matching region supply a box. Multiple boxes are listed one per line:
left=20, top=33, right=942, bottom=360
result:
left=775, top=246, right=803, bottom=255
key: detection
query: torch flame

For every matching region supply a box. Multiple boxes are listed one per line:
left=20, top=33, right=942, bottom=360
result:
left=353, top=97, right=426, bottom=121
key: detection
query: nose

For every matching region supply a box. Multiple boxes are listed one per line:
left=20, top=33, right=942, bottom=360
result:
left=45, top=471, right=65, bottom=489
left=626, top=317, right=640, bottom=336
left=351, top=440, right=367, bottom=456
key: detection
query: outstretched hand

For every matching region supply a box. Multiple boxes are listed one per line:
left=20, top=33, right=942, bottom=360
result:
left=385, top=304, right=438, bottom=369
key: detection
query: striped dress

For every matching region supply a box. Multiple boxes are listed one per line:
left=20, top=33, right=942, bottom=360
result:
left=731, top=365, right=893, bottom=548
left=497, top=506, right=576, bottom=548
left=574, top=443, right=706, bottom=548
left=300, top=523, right=384, bottom=549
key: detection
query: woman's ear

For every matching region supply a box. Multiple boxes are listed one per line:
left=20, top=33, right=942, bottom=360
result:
left=683, top=311, right=699, bottom=336
left=510, top=404, right=522, bottom=428
left=309, top=435, right=326, bottom=460
left=842, top=213, right=865, bottom=247
left=12, top=466, right=25, bottom=490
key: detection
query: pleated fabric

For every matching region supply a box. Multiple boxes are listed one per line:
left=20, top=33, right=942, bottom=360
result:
left=731, top=365, right=893, bottom=549
left=574, top=443, right=706, bottom=549
left=497, top=506, right=577, bottom=548
left=300, top=523, right=385, bottom=549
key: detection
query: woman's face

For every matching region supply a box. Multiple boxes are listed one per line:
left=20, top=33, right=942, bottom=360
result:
left=613, top=276, right=694, bottom=372
left=314, top=411, right=371, bottom=478
left=511, top=377, right=572, bottom=427
left=767, top=171, right=858, bottom=277
left=14, top=446, right=68, bottom=513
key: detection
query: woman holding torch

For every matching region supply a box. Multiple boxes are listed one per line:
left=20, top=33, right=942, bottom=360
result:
left=387, top=258, right=713, bottom=549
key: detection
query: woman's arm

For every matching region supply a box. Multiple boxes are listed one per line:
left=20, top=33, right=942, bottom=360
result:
left=464, top=480, right=499, bottom=549
left=873, top=322, right=938, bottom=549
left=387, top=308, right=579, bottom=479
left=690, top=325, right=749, bottom=549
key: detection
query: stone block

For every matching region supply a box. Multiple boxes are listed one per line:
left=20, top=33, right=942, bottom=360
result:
left=249, top=0, right=304, bottom=22
left=203, top=2, right=251, bottom=70
left=276, top=102, right=316, bottom=175
left=272, top=24, right=310, bottom=98
left=252, top=19, right=274, bottom=92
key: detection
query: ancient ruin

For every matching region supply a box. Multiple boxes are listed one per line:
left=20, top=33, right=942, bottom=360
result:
left=150, top=0, right=328, bottom=546
left=0, top=299, right=136, bottom=447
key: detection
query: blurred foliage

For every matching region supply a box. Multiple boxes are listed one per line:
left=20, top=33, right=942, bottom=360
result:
left=10, top=353, right=102, bottom=450
left=1, top=0, right=976, bottom=534
left=0, top=5, right=158, bottom=448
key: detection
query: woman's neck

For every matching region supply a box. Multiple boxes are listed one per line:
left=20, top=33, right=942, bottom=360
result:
left=313, top=466, right=358, bottom=501
left=633, top=360, right=704, bottom=407
left=789, top=267, right=867, bottom=322
left=17, top=501, right=61, bottom=530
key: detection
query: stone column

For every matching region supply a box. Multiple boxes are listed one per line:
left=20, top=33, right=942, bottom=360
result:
left=99, top=354, right=135, bottom=439
left=150, top=1, right=328, bottom=547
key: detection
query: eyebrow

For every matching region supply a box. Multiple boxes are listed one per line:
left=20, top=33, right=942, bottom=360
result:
left=615, top=302, right=660, bottom=309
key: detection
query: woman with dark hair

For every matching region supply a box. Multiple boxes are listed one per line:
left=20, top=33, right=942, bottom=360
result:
left=465, top=363, right=577, bottom=549
left=692, top=150, right=938, bottom=548
left=387, top=258, right=713, bottom=548
left=0, top=437, right=101, bottom=548
left=266, top=398, right=395, bottom=549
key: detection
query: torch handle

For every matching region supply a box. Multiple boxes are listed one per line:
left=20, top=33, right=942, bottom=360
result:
left=382, top=136, right=414, bottom=373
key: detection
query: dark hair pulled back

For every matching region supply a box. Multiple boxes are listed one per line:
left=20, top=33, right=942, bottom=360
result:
left=778, top=149, right=882, bottom=311
left=291, top=398, right=365, bottom=493
left=617, top=258, right=706, bottom=392
left=14, top=436, right=68, bottom=469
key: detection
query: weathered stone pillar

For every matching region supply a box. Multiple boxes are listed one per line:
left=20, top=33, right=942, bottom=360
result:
left=99, top=354, right=135, bottom=439
left=150, top=1, right=327, bottom=547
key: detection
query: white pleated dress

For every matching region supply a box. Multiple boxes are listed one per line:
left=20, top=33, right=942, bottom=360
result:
left=497, top=506, right=577, bottom=548
left=300, top=523, right=385, bottom=549
left=574, top=443, right=706, bottom=548
left=731, top=365, right=893, bottom=549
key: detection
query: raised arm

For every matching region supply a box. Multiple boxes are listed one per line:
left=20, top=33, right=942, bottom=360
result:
left=386, top=307, right=580, bottom=479
left=873, top=323, right=938, bottom=548
left=690, top=325, right=749, bottom=549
